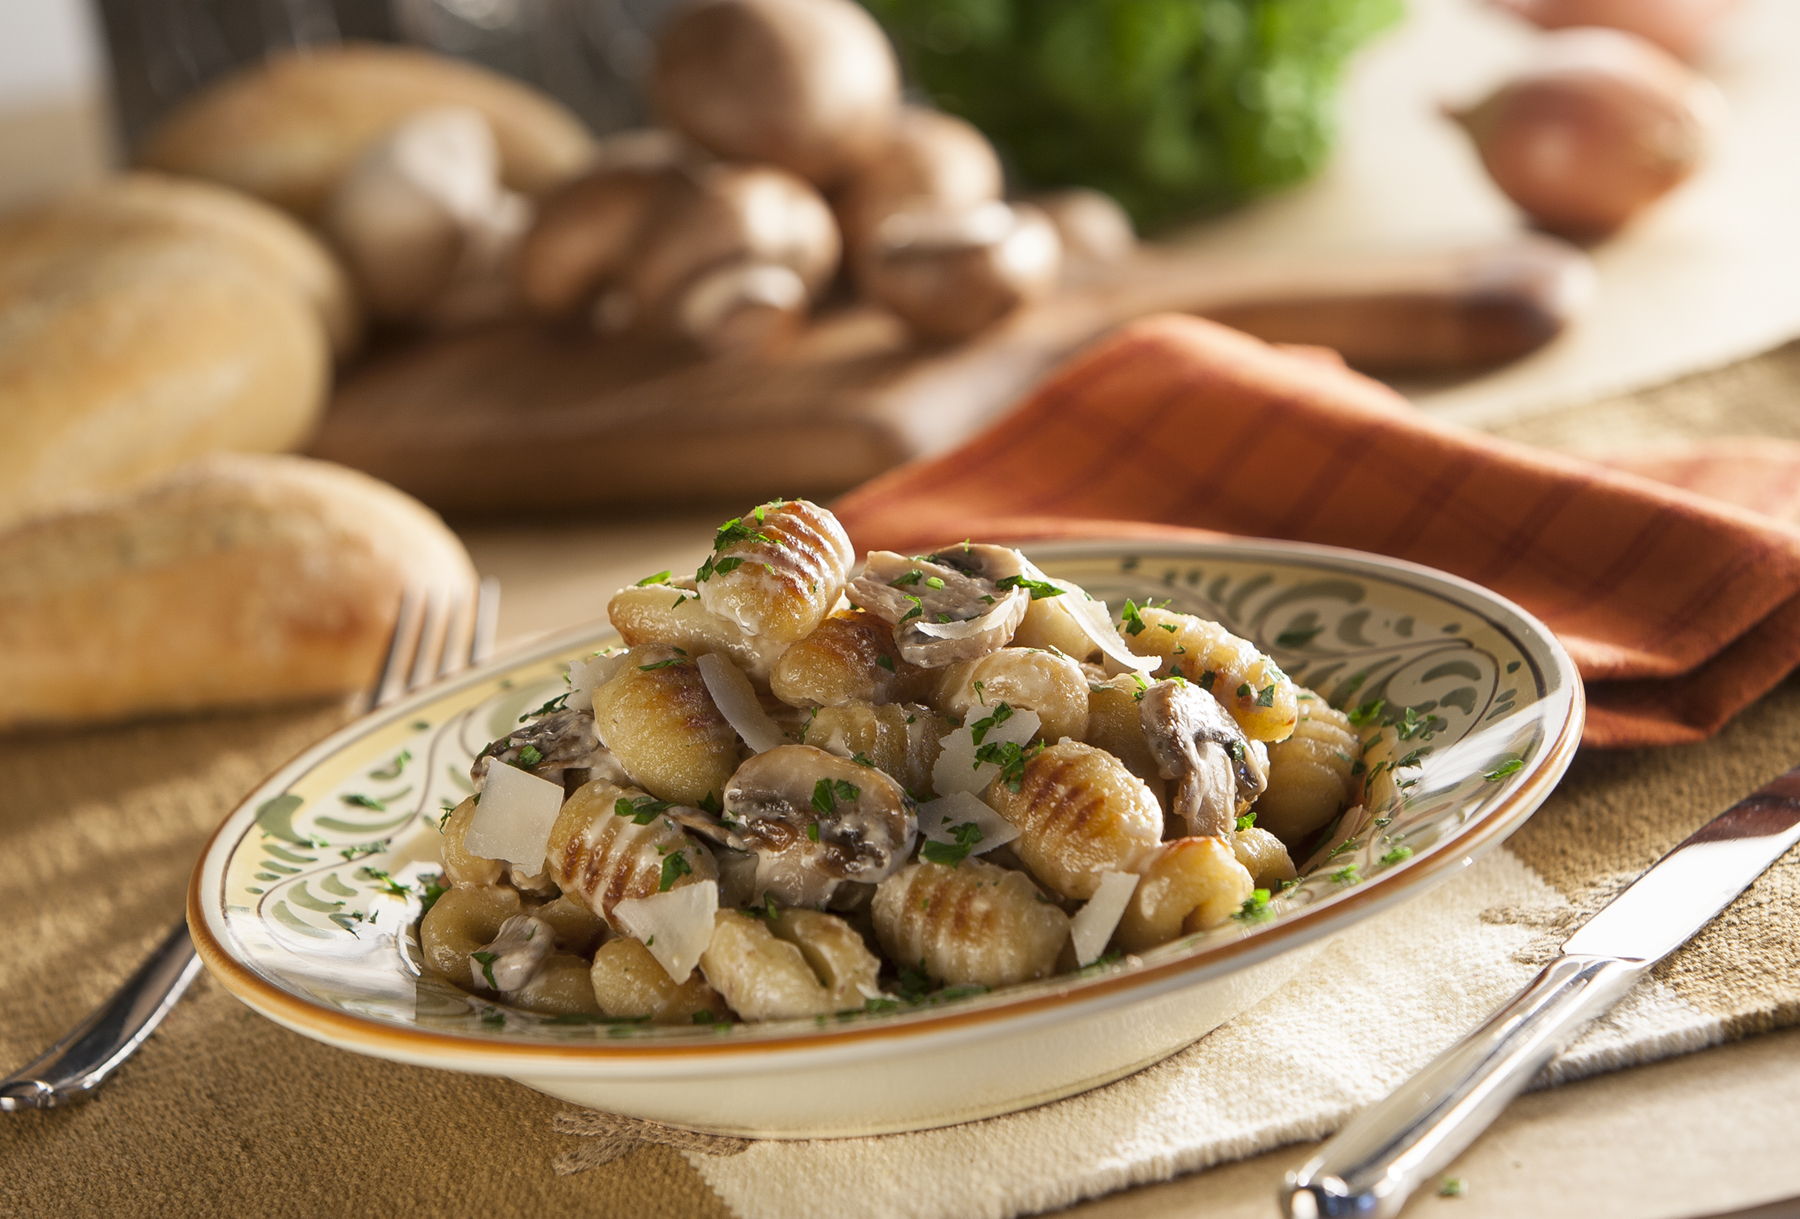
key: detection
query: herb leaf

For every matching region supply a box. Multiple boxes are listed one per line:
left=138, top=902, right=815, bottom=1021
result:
left=995, top=574, right=1065, bottom=600
left=1483, top=757, right=1525, bottom=782
left=614, top=796, right=673, bottom=824
left=471, top=950, right=499, bottom=989
left=811, top=778, right=860, bottom=816
left=659, top=850, right=693, bottom=892
left=921, top=821, right=983, bottom=867
left=969, top=702, right=1014, bottom=746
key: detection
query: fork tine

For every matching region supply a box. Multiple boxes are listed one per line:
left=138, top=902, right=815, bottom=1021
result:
left=435, top=581, right=481, bottom=681
left=469, top=577, right=501, bottom=668
left=368, top=588, right=425, bottom=713
left=406, top=591, right=450, bottom=694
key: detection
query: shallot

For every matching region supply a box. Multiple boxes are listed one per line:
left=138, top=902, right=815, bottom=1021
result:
left=1490, top=0, right=1738, bottom=62
left=1447, top=28, right=1725, bottom=239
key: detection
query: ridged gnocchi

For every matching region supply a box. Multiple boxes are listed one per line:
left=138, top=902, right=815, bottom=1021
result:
left=589, top=643, right=739, bottom=807
left=1116, top=837, right=1255, bottom=952
left=801, top=701, right=949, bottom=797
left=545, top=778, right=719, bottom=928
left=591, top=937, right=725, bottom=1024
left=695, top=499, right=855, bottom=644
left=871, top=859, right=1069, bottom=988
left=771, top=610, right=921, bottom=708
left=700, top=907, right=880, bottom=1020
left=983, top=740, right=1163, bottom=900
left=1131, top=607, right=1298, bottom=743
left=1256, top=693, right=1359, bottom=846
left=420, top=505, right=1424, bottom=1025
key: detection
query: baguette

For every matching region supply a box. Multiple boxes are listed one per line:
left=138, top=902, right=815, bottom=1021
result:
left=138, top=43, right=594, bottom=221
left=0, top=171, right=361, bottom=355
left=0, top=454, right=476, bottom=729
left=0, top=232, right=328, bottom=530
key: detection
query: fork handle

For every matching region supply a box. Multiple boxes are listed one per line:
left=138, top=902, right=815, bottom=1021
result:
left=0, top=921, right=200, bottom=1111
left=1284, top=953, right=1648, bottom=1218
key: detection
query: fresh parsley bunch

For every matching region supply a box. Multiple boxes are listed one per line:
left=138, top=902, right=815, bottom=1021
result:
left=859, top=0, right=1401, bottom=228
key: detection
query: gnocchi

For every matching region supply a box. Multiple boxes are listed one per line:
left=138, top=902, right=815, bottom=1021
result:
left=420, top=501, right=1388, bottom=1024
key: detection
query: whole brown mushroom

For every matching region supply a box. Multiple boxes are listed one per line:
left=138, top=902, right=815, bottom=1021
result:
left=833, top=107, right=1005, bottom=253
left=652, top=0, right=901, bottom=187
left=857, top=201, right=1062, bottom=343
left=1029, top=188, right=1137, bottom=270
left=515, top=130, right=686, bottom=319
left=518, top=156, right=840, bottom=354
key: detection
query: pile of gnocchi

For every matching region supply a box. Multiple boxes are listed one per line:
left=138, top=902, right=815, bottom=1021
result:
left=420, top=500, right=1379, bottom=1026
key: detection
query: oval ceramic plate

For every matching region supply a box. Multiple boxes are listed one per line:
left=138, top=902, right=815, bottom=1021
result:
left=191, top=538, right=1582, bottom=1137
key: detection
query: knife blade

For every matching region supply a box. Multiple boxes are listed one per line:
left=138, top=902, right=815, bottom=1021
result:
left=1285, top=766, right=1800, bottom=1219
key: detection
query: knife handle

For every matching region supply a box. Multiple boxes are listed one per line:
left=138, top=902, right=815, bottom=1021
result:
left=1284, top=953, right=1648, bottom=1218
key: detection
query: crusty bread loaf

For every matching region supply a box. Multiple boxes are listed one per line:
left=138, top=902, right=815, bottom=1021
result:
left=0, top=171, right=361, bottom=355
left=0, top=454, right=476, bottom=729
left=138, top=43, right=594, bottom=221
left=0, top=222, right=329, bottom=530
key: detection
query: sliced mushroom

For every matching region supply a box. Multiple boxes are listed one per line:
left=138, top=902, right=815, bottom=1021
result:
left=1139, top=679, right=1267, bottom=838
left=846, top=549, right=1029, bottom=667
left=473, top=705, right=628, bottom=796
left=470, top=913, right=555, bottom=994
left=722, top=744, right=915, bottom=906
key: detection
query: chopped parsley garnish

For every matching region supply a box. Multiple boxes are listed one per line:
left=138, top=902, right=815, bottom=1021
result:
left=1119, top=599, right=1149, bottom=636
left=1159, top=622, right=1178, bottom=633
left=340, top=793, right=385, bottom=811
left=1235, top=682, right=1253, bottom=700
left=659, top=850, right=692, bottom=891
left=614, top=796, right=673, bottom=824
left=713, top=517, right=777, bottom=552
left=891, top=570, right=924, bottom=587
left=1198, top=669, right=1217, bottom=692
left=338, top=841, right=385, bottom=861
left=995, top=574, right=1064, bottom=600
left=850, top=752, right=877, bottom=768
left=515, top=743, right=544, bottom=768
left=638, top=649, right=688, bottom=671
left=875, top=653, right=896, bottom=672
left=437, top=805, right=456, bottom=832
left=969, top=702, right=1014, bottom=746
left=417, top=872, right=447, bottom=914
left=898, top=595, right=925, bottom=623
left=1326, top=836, right=1362, bottom=860
left=635, top=570, right=672, bottom=586
left=520, top=692, right=570, bottom=721
left=1381, top=846, right=1414, bottom=866
left=1232, top=888, right=1274, bottom=924
left=811, top=778, right=861, bottom=815
left=1331, top=864, right=1360, bottom=885
left=369, top=749, right=412, bottom=781
left=749, top=893, right=780, bottom=921
left=358, top=867, right=410, bottom=896
left=1235, top=810, right=1256, bottom=832
left=806, top=822, right=821, bottom=842
left=862, top=997, right=903, bottom=1014
left=1438, top=1178, right=1466, bottom=1198
left=925, top=576, right=946, bottom=589
left=1484, top=757, right=1525, bottom=782
left=698, top=791, right=723, bottom=815
left=1347, top=698, right=1387, bottom=728
left=471, top=950, right=499, bottom=989
left=1256, top=684, right=1277, bottom=707
left=974, top=740, right=1040, bottom=792
left=921, top=822, right=983, bottom=867
left=1131, top=672, right=1150, bottom=701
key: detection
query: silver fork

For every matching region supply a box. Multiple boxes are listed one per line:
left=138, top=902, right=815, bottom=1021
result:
left=0, top=580, right=500, bottom=1113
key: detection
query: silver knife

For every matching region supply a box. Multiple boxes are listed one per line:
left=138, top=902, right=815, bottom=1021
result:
left=1285, top=766, right=1800, bottom=1218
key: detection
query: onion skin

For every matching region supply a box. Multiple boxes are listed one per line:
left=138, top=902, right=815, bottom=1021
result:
left=1490, top=0, right=1739, bottom=62
left=1449, top=28, right=1725, bottom=240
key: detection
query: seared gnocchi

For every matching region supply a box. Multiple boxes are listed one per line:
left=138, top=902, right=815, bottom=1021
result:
left=420, top=501, right=1397, bottom=1025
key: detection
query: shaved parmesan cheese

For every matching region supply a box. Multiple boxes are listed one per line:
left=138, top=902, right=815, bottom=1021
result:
left=932, top=707, right=1041, bottom=796
left=696, top=652, right=787, bottom=753
left=612, top=880, right=719, bottom=984
left=1069, top=871, right=1139, bottom=966
left=568, top=650, right=628, bottom=712
left=1051, top=581, right=1157, bottom=674
left=915, top=791, right=1019, bottom=855
left=465, top=762, right=564, bottom=869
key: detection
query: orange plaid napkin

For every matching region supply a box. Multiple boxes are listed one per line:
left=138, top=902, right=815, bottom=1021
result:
left=833, top=315, right=1800, bottom=748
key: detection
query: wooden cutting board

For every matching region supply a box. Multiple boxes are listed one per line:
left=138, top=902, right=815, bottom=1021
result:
left=312, top=236, right=1588, bottom=515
